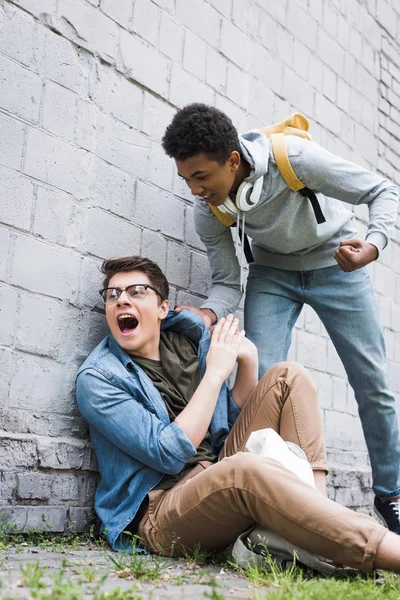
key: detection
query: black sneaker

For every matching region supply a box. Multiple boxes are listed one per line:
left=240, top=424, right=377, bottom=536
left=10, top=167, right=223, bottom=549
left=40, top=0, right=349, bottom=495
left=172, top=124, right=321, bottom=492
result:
left=374, top=496, right=400, bottom=534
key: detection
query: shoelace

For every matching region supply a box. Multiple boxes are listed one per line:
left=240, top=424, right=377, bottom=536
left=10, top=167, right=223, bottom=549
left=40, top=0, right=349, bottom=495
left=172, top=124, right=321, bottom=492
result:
left=389, top=500, right=400, bottom=518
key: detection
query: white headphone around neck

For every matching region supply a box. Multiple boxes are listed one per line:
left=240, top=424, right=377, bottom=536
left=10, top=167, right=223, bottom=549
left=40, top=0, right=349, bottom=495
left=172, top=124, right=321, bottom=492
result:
left=219, top=177, right=263, bottom=216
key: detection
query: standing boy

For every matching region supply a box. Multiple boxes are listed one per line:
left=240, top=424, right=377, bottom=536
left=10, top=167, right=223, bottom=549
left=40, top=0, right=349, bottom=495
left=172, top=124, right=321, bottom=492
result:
left=161, top=103, right=400, bottom=531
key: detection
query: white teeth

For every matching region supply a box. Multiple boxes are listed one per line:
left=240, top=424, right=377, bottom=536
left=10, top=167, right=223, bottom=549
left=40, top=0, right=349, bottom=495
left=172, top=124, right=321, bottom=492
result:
left=119, top=314, right=133, bottom=319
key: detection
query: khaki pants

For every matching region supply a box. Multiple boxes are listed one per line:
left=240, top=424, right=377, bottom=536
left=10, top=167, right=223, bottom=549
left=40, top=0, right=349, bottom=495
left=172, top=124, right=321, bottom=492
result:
left=138, top=362, right=387, bottom=573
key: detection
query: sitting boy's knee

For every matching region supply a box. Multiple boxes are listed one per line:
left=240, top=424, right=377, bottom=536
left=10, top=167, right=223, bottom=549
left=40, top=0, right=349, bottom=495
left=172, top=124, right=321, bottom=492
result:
left=261, top=361, right=314, bottom=389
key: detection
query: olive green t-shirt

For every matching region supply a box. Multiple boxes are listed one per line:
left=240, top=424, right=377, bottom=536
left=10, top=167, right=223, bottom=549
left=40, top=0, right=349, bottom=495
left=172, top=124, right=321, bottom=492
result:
left=131, top=330, right=217, bottom=490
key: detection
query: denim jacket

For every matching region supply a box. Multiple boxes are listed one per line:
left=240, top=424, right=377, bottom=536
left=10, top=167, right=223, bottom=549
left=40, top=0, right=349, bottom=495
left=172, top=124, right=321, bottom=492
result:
left=75, top=309, right=241, bottom=551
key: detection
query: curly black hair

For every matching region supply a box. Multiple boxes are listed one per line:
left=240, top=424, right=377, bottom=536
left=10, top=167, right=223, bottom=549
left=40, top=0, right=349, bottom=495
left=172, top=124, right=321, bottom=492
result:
left=162, top=103, right=241, bottom=163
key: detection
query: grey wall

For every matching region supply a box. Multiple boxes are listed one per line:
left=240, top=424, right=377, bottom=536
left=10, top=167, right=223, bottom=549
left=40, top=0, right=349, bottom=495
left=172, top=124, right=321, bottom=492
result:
left=1, top=0, right=399, bottom=531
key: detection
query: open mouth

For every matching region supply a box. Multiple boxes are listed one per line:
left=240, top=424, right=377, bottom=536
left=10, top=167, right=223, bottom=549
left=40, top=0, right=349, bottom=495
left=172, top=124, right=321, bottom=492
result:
left=117, top=314, right=138, bottom=335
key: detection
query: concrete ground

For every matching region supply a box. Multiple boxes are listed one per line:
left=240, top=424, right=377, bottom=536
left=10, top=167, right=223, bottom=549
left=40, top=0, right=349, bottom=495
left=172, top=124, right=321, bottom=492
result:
left=0, top=545, right=264, bottom=599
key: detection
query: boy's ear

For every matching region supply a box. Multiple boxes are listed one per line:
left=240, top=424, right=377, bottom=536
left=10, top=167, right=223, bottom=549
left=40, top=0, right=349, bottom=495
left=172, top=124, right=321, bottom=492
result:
left=158, top=299, right=169, bottom=321
left=228, top=151, right=241, bottom=172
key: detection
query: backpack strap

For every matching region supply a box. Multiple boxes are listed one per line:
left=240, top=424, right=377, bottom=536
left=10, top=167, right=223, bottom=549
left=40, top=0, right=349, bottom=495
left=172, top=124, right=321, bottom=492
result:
left=271, top=132, right=326, bottom=224
left=209, top=204, right=235, bottom=227
left=270, top=133, right=305, bottom=191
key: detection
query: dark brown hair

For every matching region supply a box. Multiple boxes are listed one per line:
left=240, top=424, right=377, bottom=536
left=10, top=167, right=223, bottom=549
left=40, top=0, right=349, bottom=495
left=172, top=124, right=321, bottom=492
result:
left=101, top=256, right=169, bottom=302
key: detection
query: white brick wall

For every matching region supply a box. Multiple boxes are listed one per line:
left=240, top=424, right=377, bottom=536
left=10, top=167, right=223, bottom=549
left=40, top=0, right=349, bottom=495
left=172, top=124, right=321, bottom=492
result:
left=0, top=0, right=399, bottom=532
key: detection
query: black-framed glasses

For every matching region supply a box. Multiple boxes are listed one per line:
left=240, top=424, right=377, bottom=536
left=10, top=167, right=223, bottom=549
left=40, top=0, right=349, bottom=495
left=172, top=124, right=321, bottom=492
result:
left=99, top=284, right=162, bottom=305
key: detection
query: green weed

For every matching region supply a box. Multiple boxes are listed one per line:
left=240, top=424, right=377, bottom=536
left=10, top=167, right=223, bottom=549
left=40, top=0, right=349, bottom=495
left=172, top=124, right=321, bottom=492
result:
left=19, top=561, right=47, bottom=590
left=106, top=534, right=168, bottom=583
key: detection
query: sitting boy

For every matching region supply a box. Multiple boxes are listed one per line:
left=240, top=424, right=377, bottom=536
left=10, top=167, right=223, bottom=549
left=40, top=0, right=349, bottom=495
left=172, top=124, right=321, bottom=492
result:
left=76, top=255, right=400, bottom=573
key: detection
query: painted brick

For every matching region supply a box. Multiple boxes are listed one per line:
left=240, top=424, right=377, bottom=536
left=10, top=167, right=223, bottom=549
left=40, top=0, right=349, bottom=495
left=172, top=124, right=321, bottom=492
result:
left=16, top=293, right=66, bottom=359
left=292, top=39, right=310, bottom=82
left=248, top=77, right=274, bottom=123
left=215, top=94, right=247, bottom=128
left=37, top=438, right=95, bottom=470
left=101, top=0, right=133, bottom=28
left=98, top=65, right=143, bottom=129
left=1, top=166, right=34, bottom=231
left=210, top=0, right=232, bottom=18
left=33, top=186, right=83, bottom=248
left=324, top=411, right=366, bottom=452
left=276, top=25, right=294, bottom=67
left=0, top=112, right=24, bottom=171
left=68, top=507, right=94, bottom=532
left=0, top=434, right=37, bottom=469
left=183, top=31, right=207, bottom=80
left=297, top=330, right=327, bottom=372
left=81, top=206, right=141, bottom=259
left=17, top=472, right=52, bottom=500
left=10, top=0, right=56, bottom=18
left=95, top=113, right=150, bottom=180
left=205, top=47, right=227, bottom=94
left=140, top=229, right=168, bottom=272
left=283, top=67, right=314, bottom=115
left=176, top=290, right=203, bottom=308
left=226, top=63, right=250, bottom=109
left=322, top=68, right=337, bottom=103
left=42, top=81, right=77, bottom=142
left=286, top=2, right=317, bottom=52
left=315, top=93, right=342, bottom=135
left=166, top=242, right=190, bottom=288
left=354, top=123, right=378, bottom=165
left=190, top=252, right=211, bottom=296
left=184, top=205, right=204, bottom=251
left=0, top=54, right=41, bottom=123
left=75, top=99, right=99, bottom=152
left=255, top=10, right=278, bottom=55
left=148, top=142, right=175, bottom=191
left=11, top=234, right=80, bottom=302
left=24, top=128, right=91, bottom=199
left=0, top=471, right=16, bottom=501
left=250, top=45, right=283, bottom=95
left=220, top=18, right=250, bottom=70
left=89, top=158, right=135, bottom=221
left=376, top=0, right=397, bottom=39
left=176, top=0, right=221, bottom=46
left=317, top=30, right=345, bottom=76
left=326, top=342, right=346, bottom=378
left=231, top=0, right=251, bottom=33
left=169, top=64, right=214, bottom=108
left=309, top=369, right=332, bottom=410
left=132, top=0, right=161, bottom=47
left=142, top=93, right=176, bottom=143
left=9, top=354, right=76, bottom=413
left=0, top=349, right=13, bottom=413
left=36, top=25, right=89, bottom=96
left=0, top=3, right=35, bottom=67
left=119, top=30, right=170, bottom=98
left=158, top=12, right=184, bottom=62
left=0, top=285, right=18, bottom=346
left=0, top=505, right=67, bottom=533
left=0, top=227, right=11, bottom=282
left=57, top=0, right=118, bottom=62
left=77, top=256, right=103, bottom=309
left=135, top=181, right=184, bottom=241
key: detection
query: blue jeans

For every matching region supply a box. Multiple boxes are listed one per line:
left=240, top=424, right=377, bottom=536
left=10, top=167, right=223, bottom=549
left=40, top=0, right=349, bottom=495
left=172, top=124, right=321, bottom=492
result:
left=244, top=263, right=400, bottom=498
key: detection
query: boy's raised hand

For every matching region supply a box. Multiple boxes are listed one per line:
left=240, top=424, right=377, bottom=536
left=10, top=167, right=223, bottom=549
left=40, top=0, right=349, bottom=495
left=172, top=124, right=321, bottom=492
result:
left=334, top=239, right=378, bottom=272
left=205, top=314, right=245, bottom=384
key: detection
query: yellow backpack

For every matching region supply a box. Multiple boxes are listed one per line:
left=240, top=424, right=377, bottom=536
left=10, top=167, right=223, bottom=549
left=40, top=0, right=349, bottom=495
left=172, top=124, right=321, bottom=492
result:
left=209, top=113, right=315, bottom=227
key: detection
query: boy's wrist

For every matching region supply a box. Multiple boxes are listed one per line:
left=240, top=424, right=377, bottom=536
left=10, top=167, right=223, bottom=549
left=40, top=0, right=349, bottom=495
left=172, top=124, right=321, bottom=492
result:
left=200, top=308, right=217, bottom=327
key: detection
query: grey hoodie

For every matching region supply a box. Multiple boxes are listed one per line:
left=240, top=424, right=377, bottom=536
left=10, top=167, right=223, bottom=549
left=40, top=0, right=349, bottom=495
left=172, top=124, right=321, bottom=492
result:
left=195, top=132, right=399, bottom=320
